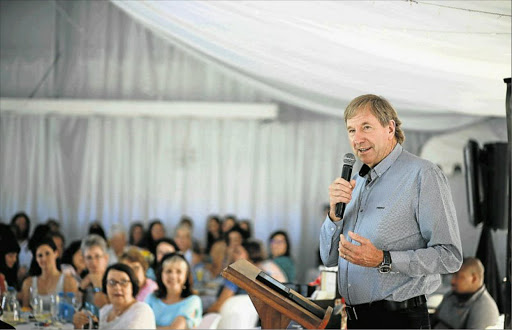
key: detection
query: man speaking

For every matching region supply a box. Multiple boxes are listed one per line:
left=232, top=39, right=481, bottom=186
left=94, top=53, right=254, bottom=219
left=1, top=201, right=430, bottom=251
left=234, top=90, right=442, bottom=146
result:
left=320, top=94, right=463, bottom=329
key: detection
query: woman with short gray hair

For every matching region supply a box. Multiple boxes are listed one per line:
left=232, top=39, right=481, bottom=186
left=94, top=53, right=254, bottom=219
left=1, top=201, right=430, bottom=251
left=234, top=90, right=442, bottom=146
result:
left=76, top=234, right=110, bottom=324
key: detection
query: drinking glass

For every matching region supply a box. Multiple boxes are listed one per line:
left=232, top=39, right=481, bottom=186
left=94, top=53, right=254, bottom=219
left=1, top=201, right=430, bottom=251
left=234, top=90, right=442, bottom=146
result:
left=31, top=295, right=44, bottom=321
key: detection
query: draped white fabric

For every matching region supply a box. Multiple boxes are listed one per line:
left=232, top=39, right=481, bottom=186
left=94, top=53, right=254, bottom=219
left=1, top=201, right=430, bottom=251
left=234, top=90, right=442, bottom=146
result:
left=111, top=0, right=511, bottom=118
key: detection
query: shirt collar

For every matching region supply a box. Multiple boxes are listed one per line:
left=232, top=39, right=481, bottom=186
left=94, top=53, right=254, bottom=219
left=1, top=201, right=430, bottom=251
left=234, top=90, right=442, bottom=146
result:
left=454, top=284, right=487, bottom=306
left=358, top=143, right=403, bottom=180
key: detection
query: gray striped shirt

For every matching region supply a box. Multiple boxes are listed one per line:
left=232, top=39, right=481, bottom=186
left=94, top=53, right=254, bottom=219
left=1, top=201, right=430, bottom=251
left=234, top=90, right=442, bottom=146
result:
left=320, top=143, right=462, bottom=305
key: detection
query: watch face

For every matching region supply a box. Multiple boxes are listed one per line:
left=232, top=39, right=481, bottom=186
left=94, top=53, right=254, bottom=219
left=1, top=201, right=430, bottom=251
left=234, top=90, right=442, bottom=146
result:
left=379, top=265, right=391, bottom=274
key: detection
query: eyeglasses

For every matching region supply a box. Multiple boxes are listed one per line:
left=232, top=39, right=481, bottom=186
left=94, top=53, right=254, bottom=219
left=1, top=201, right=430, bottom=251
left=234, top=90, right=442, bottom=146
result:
left=106, top=279, right=131, bottom=288
left=85, top=254, right=104, bottom=262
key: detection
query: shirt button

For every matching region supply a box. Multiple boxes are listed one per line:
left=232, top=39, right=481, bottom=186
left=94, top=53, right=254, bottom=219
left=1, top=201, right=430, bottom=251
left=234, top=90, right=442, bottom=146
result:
left=360, top=209, right=363, bottom=213
left=348, top=284, right=351, bottom=287
left=331, top=227, right=334, bottom=231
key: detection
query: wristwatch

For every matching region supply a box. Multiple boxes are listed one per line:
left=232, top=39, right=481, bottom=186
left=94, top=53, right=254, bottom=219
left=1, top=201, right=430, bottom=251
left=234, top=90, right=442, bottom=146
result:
left=378, top=250, right=392, bottom=273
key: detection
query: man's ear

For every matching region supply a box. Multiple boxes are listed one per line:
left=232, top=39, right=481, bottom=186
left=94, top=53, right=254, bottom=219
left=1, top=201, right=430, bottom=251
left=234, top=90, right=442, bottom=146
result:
left=388, top=120, right=396, bottom=137
left=471, top=272, right=479, bottom=285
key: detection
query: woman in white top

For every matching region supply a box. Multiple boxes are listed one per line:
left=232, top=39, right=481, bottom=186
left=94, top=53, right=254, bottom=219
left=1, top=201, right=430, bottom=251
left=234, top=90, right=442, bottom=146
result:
left=20, top=238, right=78, bottom=310
left=73, top=263, right=156, bottom=329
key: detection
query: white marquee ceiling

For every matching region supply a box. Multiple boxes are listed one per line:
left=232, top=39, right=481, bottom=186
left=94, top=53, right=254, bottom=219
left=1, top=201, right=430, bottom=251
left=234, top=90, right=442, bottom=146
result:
left=112, top=0, right=511, bottom=118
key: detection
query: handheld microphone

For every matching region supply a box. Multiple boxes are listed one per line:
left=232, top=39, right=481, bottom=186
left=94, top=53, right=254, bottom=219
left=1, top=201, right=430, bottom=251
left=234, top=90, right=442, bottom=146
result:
left=335, top=153, right=356, bottom=219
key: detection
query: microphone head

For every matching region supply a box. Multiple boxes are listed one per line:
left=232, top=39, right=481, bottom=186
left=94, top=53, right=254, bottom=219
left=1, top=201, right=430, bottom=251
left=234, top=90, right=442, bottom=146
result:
left=343, top=153, right=356, bottom=166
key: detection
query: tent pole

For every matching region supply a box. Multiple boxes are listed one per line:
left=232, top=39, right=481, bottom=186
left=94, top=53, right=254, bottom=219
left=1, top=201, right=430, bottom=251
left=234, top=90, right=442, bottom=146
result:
left=504, top=77, right=511, bottom=329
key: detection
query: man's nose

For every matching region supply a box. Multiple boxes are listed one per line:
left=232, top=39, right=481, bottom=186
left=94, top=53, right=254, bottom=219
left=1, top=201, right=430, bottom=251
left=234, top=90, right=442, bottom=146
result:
left=353, top=131, right=364, bottom=144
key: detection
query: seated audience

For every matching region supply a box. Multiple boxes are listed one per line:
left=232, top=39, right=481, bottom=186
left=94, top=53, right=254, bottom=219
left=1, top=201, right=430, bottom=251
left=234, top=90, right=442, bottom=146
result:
left=147, top=238, right=179, bottom=281
left=0, top=224, right=20, bottom=291
left=269, top=230, right=296, bottom=282
left=61, top=240, right=87, bottom=281
left=432, top=257, right=500, bottom=329
left=145, top=253, right=202, bottom=329
left=205, top=215, right=222, bottom=254
left=207, top=239, right=285, bottom=313
left=20, top=238, right=78, bottom=310
left=74, top=263, right=156, bottom=329
left=129, top=222, right=146, bottom=248
left=11, top=212, right=32, bottom=282
left=119, top=247, right=157, bottom=302
left=79, top=234, right=110, bottom=317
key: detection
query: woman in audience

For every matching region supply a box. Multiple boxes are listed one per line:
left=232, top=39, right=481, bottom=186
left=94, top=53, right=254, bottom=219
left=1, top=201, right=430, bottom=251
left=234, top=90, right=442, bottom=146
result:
left=207, top=239, right=285, bottom=313
left=155, top=239, right=180, bottom=264
left=47, top=231, right=66, bottom=262
left=204, top=240, right=226, bottom=284
left=145, top=252, right=202, bottom=329
left=147, top=238, right=179, bottom=281
left=73, top=263, right=156, bottom=329
left=238, top=219, right=253, bottom=239
left=119, top=247, right=157, bottom=302
left=224, top=225, right=247, bottom=267
left=269, top=230, right=296, bottom=282
left=129, top=222, right=146, bottom=248
left=174, top=224, right=193, bottom=264
left=146, top=220, right=166, bottom=255
left=79, top=234, right=110, bottom=317
left=0, top=224, right=20, bottom=290
left=108, top=224, right=127, bottom=263
left=46, top=218, right=60, bottom=232
left=221, top=215, right=237, bottom=237
left=88, top=221, right=107, bottom=241
left=61, top=240, right=87, bottom=281
left=194, top=240, right=226, bottom=311
left=20, top=238, right=78, bottom=309
left=11, top=212, right=32, bottom=282
left=205, top=215, right=222, bottom=254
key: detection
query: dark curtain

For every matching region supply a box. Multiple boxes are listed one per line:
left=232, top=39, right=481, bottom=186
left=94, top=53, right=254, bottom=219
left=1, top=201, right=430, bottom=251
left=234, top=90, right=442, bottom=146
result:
left=475, top=226, right=505, bottom=313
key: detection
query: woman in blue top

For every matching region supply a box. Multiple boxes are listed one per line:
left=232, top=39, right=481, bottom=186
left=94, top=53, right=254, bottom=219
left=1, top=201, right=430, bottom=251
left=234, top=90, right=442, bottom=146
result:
left=145, top=252, right=202, bottom=329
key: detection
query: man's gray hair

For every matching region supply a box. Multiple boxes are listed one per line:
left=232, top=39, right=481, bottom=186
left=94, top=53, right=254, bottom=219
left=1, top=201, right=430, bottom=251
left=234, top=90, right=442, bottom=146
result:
left=81, top=234, right=108, bottom=254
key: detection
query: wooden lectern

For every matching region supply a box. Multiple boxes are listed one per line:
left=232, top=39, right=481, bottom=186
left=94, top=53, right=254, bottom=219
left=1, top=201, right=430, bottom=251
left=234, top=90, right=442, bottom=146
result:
left=222, top=259, right=333, bottom=329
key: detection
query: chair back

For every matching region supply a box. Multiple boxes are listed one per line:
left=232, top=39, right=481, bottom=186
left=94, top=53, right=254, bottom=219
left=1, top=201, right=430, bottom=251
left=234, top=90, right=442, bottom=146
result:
left=217, top=295, right=259, bottom=329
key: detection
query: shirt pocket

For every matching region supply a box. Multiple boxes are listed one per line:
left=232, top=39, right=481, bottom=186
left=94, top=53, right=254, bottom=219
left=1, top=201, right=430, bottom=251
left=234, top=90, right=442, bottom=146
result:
left=374, top=206, right=424, bottom=251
